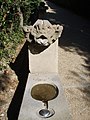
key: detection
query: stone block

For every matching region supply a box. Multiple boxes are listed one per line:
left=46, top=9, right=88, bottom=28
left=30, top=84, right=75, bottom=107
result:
left=18, top=73, right=71, bottom=120
left=29, top=40, right=58, bottom=73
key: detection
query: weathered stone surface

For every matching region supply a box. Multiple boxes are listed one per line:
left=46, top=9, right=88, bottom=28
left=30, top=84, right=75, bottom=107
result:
left=23, top=26, right=33, bottom=42
left=23, top=19, right=63, bottom=46
left=30, top=19, right=63, bottom=46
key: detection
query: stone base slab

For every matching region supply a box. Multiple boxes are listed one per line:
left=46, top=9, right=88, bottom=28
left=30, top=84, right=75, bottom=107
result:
left=18, top=73, right=71, bottom=120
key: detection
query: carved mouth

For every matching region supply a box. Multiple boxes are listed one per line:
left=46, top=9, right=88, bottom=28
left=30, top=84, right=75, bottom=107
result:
left=37, top=35, right=47, bottom=39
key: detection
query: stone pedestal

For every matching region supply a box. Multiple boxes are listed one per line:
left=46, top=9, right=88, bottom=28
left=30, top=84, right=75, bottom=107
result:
left=29, top=40, right=58, bottom=73
left=18, top=20, right=71, bottom=120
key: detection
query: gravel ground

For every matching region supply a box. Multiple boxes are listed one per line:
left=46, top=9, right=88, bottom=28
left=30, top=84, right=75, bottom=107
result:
left=0, top=70, right=18, bottom=120
left=0, top=42, right=24, bottom=120
left=58, top=47, right=90, bottom=120
left=45, top=1, right=90, bottom=120
left=0, top=1, right=90, bottom=120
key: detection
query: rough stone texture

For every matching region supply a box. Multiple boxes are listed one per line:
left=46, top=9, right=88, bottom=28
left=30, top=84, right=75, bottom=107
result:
left=23, top=19, right=63, bottom=46
left=30, top=19, right=63, bottom=46
left=23, top=26, right=33, bottom=42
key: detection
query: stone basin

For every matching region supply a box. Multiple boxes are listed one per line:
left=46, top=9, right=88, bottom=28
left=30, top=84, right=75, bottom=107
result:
left=31, top=83, right=59, bottom=101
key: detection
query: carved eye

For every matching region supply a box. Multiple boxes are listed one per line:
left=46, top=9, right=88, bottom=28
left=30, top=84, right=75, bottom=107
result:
left=52, top=39, right=55, bottom=43
left=27, top=29, right=29, bottom=31
left=48, top=26, right=50, bottom=29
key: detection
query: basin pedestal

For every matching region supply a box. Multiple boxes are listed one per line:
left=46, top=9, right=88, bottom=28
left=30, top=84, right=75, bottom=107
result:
left=18, top=20, right=71, bottom=120
left=18, top=74, right=71, bottom=120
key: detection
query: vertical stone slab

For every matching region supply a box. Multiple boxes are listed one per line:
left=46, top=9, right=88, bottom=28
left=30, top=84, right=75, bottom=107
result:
left=29, top=40, right=58, bottom=73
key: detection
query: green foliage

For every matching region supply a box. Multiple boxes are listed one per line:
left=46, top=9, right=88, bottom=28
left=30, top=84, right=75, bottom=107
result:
left=0, top=29, right=24, bottom=70
left=20, top=0, right=41, bottom=25
left=0, top=0, right=41, bottom=71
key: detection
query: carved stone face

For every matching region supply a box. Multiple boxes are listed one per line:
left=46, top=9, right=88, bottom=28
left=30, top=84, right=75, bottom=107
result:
left=23, top=20, right=63, bottom=54
left=29, top=20, right=63, bottom=46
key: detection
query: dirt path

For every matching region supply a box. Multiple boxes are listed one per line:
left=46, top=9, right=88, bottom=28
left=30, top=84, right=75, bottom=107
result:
left=0, top=1, right=90, bottom=120
left=45, top=1, right=90, bottom=120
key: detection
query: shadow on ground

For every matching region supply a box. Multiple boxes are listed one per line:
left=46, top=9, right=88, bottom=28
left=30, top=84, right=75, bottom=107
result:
left=7, top=41, right=30, bottom=120
left=46, top=0, right=90, bottom=107
left=5, top=1, right=90, bottom=118
left=46, top=1, right=90, bottom=69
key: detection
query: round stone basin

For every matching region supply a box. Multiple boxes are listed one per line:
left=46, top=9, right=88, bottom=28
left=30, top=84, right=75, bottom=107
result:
left=31, top=83, right=59, bottom=101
